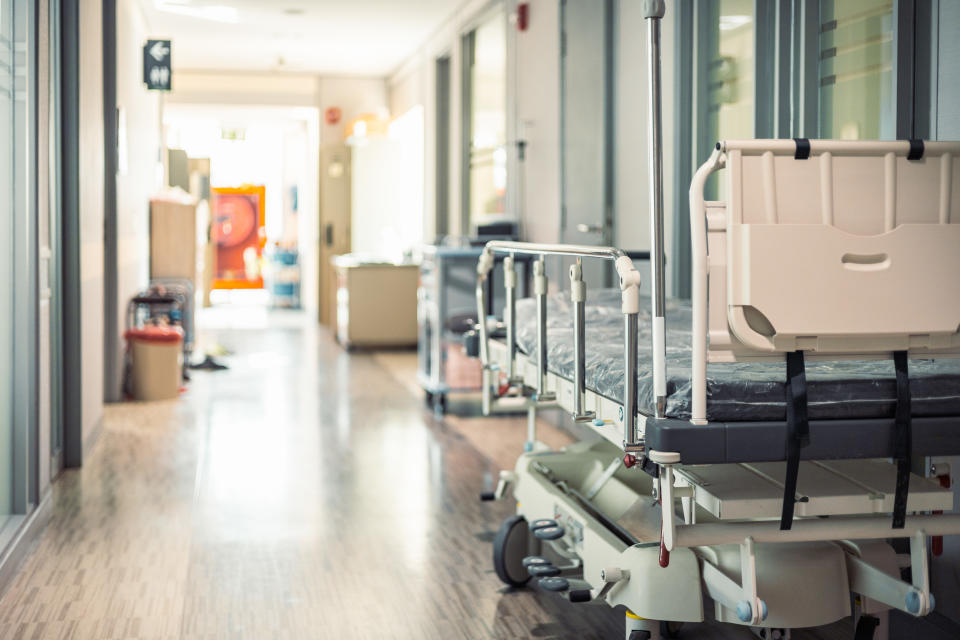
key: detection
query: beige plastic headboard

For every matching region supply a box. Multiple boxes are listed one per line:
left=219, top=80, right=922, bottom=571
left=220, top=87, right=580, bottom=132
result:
left=709, top=139, right=960, bottom=358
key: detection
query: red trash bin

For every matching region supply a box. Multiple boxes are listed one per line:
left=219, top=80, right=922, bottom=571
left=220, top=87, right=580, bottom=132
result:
left=124, top=326, right=183, bottom=400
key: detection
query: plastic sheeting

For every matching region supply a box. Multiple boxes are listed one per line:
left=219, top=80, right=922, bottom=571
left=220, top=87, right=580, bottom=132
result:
left=515, top=289, right=960, bottom=422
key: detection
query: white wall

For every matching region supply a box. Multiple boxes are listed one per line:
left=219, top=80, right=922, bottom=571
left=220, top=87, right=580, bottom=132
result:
left=79, top=0, right=105, bottom=447
left=513, top=0, right=562, bottom=244
left=388, top=0, right=677, bottom=289
left=388, top=0, right=499, bottom=243
left=111, top=0, right=163, bottom=400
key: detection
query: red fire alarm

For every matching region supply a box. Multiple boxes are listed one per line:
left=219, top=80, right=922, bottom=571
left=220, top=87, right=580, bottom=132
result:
left=517, top=3, right=529, bottom=31
left=325, top=107, right=342, bottom=125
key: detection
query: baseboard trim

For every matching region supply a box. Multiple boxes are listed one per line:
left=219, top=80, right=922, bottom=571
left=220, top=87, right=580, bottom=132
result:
left=0, top=492, right=52, bottom=601
left=82, top=414, right=104, bottom=460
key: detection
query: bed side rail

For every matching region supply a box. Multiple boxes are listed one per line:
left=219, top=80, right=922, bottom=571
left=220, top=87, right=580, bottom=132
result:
left=476, top=242, right=647, bottom=450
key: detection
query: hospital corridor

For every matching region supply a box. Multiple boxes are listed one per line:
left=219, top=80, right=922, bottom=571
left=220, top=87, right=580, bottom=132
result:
left=2, top=0, right=960, bottom=639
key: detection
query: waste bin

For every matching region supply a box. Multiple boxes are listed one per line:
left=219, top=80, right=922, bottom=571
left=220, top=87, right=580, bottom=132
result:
left=124, top=326, right=184, bottom=401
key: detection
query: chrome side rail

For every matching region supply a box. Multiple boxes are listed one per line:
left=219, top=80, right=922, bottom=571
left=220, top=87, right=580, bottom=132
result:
left=477, top=241, right=644, bottom=449
left=569, top=260, right=594, bottom=422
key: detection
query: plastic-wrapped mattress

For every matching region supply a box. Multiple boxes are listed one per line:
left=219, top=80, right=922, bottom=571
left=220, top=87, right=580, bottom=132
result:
left=514, top=289, right=960, bottom=422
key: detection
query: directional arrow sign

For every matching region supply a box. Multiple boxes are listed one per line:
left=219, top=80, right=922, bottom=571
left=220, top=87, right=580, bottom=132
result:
left=149, top=40, right=170, bottom=62
left=143, top=39, right=172, bottom=91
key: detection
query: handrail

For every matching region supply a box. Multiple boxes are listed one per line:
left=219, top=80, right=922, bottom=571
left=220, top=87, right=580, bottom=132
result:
left=688, top=147, right=724, bottom=425
left=477, top=241, right=644, bottom=448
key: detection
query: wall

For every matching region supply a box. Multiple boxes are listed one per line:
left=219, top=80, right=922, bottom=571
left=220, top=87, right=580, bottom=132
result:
left=388, top=0, right=677, bottom=288
left=79, top=0, right=105, bottom=447
left=513, top=0, right=561, bottom=244
left=388, top=0, right=498, bottom=243
left=110, top=0, right=163, bottom=400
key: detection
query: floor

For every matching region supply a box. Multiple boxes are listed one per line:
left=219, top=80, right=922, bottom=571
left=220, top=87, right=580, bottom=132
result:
left=0, top=310, right=954, bottom=639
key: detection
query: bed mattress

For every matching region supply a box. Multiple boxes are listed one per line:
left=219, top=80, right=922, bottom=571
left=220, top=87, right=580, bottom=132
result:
left=514, top=289, right=960, bottom=422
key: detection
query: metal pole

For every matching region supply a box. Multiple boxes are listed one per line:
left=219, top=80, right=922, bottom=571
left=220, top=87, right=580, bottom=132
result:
left=570, top=260, right=594, bottom=422
left=504, top=255, right=521, bottom=384
left=645, top=0, right=668, bottom=418
left=534, top=257, right=553, bottom=399
left=623, top=312, right=639, bottom=446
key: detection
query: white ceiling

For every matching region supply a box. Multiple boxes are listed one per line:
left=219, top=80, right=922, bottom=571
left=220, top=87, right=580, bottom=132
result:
left=139, top=0, right=463, bottom=76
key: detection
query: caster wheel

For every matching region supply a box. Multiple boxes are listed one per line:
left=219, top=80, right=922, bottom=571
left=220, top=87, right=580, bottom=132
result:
left=493, top=515, right=532, bottom=587
left=436, top=393, right=447, bottom=413
left=854, top=615, right=879, bottom=640
left=660, top=620, right=684, bottom=638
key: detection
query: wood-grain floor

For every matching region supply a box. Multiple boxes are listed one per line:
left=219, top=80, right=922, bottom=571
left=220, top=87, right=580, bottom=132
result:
left=0, top=313, right=947, bottom=639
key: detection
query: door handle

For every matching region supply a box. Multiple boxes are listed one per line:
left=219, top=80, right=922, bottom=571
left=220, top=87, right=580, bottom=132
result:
left=325, top=223, right=334, bottom=246
left=576, top=223, right=604, bottom=234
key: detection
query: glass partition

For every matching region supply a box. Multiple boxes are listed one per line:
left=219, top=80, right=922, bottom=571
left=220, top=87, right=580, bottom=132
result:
left=819, top=0, right=895, bottom=139
left=698, top=0, right=755, bottom=199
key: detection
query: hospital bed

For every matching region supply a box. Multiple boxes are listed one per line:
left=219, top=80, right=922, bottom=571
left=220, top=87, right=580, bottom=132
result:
left=473, top=4, right=960, bottom=639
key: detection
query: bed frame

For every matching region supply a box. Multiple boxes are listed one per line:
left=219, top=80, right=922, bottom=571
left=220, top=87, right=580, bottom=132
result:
left=474, top=2, right=960, bottom=638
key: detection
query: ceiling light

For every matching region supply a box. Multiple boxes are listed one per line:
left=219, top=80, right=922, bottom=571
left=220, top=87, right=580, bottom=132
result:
left=719, top=15, right=751, bottom=31
left=283, top=8, right=304, bottom=16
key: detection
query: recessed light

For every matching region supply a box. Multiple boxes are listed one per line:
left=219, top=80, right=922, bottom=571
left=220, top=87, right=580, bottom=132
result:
left=283, top=8, right=304, bottom=16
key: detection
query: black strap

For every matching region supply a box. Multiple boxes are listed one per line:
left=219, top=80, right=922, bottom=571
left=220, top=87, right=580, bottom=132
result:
left=793, top=138, right=811, bottom=160
left=892, top=351, right=912, bottom=529
left=907, top=139, right=925, bottom=161
left=781, top=351, right=810, bottom=530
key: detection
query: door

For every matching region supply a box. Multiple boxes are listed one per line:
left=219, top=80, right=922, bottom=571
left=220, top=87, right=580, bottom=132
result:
left=560, top=0, right=614, bottom=284
left=318, top=144, right=351, bottom=327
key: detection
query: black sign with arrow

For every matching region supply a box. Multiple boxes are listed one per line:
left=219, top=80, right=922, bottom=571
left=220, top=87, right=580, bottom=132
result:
left=143, top=39, right=172, bottom=91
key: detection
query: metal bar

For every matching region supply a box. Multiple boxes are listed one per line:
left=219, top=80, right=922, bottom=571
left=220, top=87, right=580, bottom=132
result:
left=570, top=260, right=593, bottom=422
left=623, top=312, right=639, bottom=446
left=484, top=240, right=629, bottom=261
left=475, top=279, right=489, bottom=365
left=504, top=255, right=520, bottom=383
left=673, top=514, right=960, bottom=548
left=645, top=1, right=667, bottom=419
left=534, top=257, right=554, bottom=399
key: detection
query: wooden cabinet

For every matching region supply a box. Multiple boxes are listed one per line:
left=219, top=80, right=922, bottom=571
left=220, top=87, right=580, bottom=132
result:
left=149, top=197, right=198, bottom=284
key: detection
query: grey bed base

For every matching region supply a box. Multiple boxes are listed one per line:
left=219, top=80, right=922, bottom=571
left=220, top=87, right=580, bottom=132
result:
left=644, top=414, right=960, bottom=465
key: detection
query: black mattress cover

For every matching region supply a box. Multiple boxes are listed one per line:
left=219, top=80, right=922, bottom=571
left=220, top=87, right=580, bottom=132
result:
left=514, top=289, right=960, bottom=422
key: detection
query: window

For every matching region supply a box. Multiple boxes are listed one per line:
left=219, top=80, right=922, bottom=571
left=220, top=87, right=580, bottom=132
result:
left=697, top=0, right=755, bottom=199
left=463, top=8, right=507, bottom=231
left=818, top=0, right=895, bottom=139
left=674, top=0, right=930, bottom=298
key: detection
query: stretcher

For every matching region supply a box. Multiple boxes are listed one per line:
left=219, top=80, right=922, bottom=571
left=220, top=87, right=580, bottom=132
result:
left=472, top=3, right=960, bottom=638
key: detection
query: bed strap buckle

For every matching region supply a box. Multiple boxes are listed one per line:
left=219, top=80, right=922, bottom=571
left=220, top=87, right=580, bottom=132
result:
left=780, top=350, right=809, bottom=531
left=892, top=351, right=912, bottom=529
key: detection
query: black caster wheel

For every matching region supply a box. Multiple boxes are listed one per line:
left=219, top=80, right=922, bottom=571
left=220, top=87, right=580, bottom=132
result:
left=436, top=393, right=447, bottom=414
left=493, top=515, right=532, bottom=587
left=854, top=616, right=879, bottom=640
left=660, top=620, right=684, bottom=638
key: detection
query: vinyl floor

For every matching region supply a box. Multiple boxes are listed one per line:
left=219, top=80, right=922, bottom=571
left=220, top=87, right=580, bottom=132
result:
left=0, top=311, right=952, bottom=639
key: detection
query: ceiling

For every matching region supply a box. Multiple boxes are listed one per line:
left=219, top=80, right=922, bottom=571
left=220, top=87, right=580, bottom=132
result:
left=139, top=0, right=463, bottom=76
